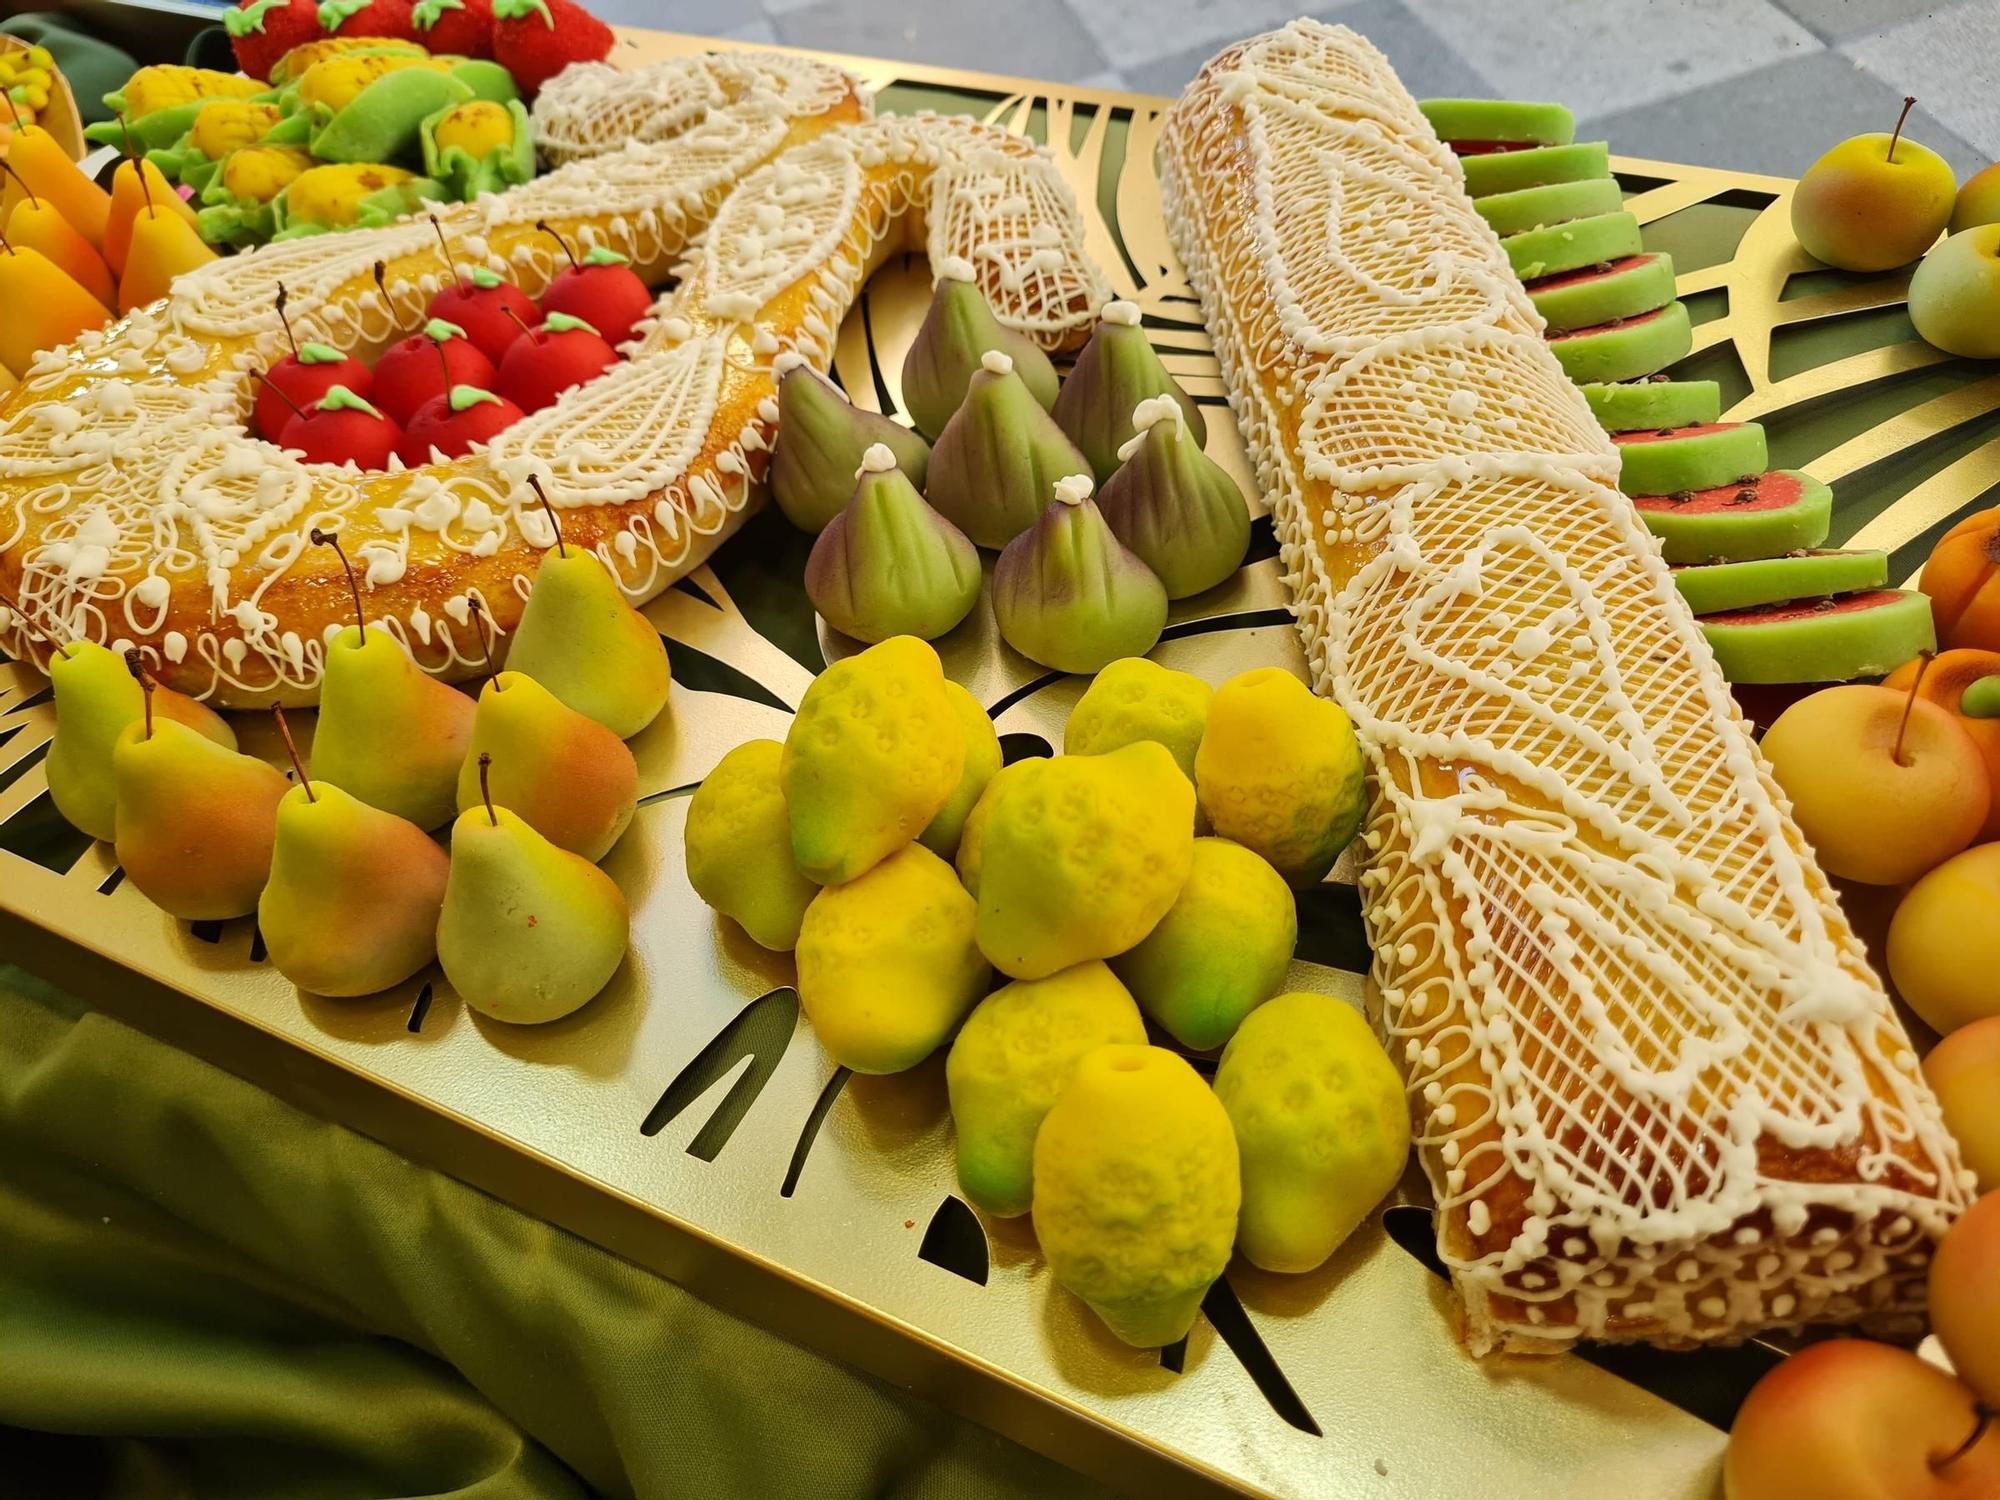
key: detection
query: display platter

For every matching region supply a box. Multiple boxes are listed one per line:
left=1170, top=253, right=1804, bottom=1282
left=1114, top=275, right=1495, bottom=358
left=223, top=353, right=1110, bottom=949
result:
left=2, top=28, right=1996, bottom=1499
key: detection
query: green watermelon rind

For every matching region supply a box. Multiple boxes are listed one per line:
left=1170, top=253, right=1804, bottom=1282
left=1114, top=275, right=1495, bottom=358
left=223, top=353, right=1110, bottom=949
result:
left=1421, top=97, right=1577, bottom=147
left=1673, top=549, right=1890, bottom=615
left=1531, top=253, right=1677, bottom=332
left=1636, top=468, right=1832, bottom=564
left=1503, top=211, right=1644, bottom=280
left=1699, top=590, right=1937, bottom=684
left=1618, top=422, right=1770, bottom=497
left=1550, top=300, right=1694, bottom=384
left=1461, top=141, right=1610, bottom=198
left=1476, top=177, right=1625, bottom=237
left=1582, top=379, right=1721, bottom=432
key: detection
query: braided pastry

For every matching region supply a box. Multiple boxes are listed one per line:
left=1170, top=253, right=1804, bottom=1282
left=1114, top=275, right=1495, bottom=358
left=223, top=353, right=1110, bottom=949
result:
left=0, top=52, right=1107, bottom=704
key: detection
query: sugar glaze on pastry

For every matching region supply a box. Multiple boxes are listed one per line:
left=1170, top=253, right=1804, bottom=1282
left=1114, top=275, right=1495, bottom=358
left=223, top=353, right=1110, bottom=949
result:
left=1162, top=20, right=1969, bottom=1355
left=0, top=52, right=1107, bottom=703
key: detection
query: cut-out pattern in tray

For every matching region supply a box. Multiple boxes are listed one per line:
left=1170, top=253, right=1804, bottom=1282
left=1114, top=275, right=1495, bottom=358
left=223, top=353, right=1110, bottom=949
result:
left=2, top=30, right=1994, bottom=1500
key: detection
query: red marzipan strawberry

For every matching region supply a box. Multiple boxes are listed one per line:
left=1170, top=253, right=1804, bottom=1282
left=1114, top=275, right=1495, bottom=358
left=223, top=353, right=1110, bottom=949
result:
left=315, top=0, right=417, bottom=41
left=225, top=0, right=322, bottom=81
left=491, top=0, right=613, bottom=96
left=409, top=0, right=494, bottom=57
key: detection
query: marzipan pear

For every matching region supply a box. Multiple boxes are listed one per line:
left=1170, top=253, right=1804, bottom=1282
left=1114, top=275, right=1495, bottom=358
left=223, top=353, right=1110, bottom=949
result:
left=457, top=670, right=637, bottom=863
left=684, top=738, right=820, bottom=951
left=919, top=682, right=1001, bottom=860
left=502, top=477, right=672, bottom=740
left=258, top=706, right=448, bottom=996
left=1213, top=992, right=1410, bottom=1274
left=992, top=475, right=1167, bottom=675
left=306, top=528, right=473, bottom=830
left=1033, top=1044, right=1239, bottom=1347
left=926, top=352, right=1092, bottom=550
left=770, top=361, right=931, bottom=533
left=781, top=635, right=964, bottom=885
left=805, top=444, right=980, bottom=643
left=1096, top=397, right=1250, bottom=599
left=439, top=753, right=630, bottom=1024
left=945, top=961, right=1145, bottom=1217
left=112, top=675, right=288, bottom=921
left=1051, top=300, right=1205, bottom=483
left=975, top=740, right=1194, bottom=980
left=901, top=259, right=1059, bottom=439
left=46, top=640, right=233, bottom=842
left=794, top=842, right=989, bottom=1074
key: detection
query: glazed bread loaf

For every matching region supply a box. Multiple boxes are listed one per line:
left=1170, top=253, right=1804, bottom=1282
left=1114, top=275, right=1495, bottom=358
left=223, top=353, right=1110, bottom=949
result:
left=0, top=52, right=1106, bottom=705
left=1162, top=20, right=1970, bottom=1355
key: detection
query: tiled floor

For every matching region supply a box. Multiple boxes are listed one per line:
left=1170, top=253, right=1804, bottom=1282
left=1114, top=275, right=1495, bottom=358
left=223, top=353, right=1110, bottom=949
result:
left=600, top=0, right=2000, bottom=179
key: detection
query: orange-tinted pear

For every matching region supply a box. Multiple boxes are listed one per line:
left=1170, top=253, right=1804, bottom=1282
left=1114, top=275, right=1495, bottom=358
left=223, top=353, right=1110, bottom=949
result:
left=0, top=111, right=111, bottom=247
left=1929, top=1191, right=2000, bottom=1410
left=456, top=670, right=637, bottom=862
left=304, top=530, right=473, bottom=829
left=0, top=235, right=110, bottom=373
left=111, top=668, right=288, bottom=920
left=257, top=707, right=449, bottom=997
left=103, top=156, right=198, bottom=278
left=118, top=184, right=216, bottom=314
left=2, top=162, right=113, bottom=309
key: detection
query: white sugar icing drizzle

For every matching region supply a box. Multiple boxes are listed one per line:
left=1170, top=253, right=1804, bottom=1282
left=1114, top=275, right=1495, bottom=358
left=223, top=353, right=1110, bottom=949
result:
left=1161, top=20, right=1967, bottom=1356
left=0, top=55, right=1107, bottom=702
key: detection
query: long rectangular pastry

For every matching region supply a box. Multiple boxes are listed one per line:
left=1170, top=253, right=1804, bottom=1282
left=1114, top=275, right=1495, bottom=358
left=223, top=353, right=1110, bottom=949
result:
left=1161, top=20, right=1971, bottom=1355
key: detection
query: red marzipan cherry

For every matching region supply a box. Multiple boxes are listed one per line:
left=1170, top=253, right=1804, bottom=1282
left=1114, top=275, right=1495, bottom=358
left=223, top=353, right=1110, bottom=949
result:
left=398, top=383, right=524, bottom=467
left=431, top=265, right=539, bottom=364
left=278, top=385, right=402, bottom=469
left=256, top=284, right=369, bottom=440
left=496, top=310, right=617, bottom=413
left=538, top=221, right=651, bottom=349
left=372, top=317, right=496, bottom=426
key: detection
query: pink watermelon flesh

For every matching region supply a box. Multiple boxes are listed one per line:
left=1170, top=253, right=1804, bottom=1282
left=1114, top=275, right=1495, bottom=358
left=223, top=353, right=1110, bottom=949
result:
left=1631, top=469, right=1803, bottom=514
left=1550, top=304, right=1673, bottom=345
left=1699, top=589, right=1907, bottom=628
left=1528, top=254, right=1661, bottom=293
left=1447, top=139, right=1535, bottom=156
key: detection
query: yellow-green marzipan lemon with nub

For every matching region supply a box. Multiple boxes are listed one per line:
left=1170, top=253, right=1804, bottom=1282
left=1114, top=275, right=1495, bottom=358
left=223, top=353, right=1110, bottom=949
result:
left=1195, top=668, right=1364, bottom=887
left=975, top=740, right=1195, bottom=980
left=946, top=961, right=1146, bottom=1217
left=1033, top=1044, right=1240, bottom=1347
left=1063, top=656, right=1212, bottom=780
left=954, top=756, right=1040, bottom=898
left=1213, top=991, right=1411, bottom=1275
left=919, top=681, right=1002, bottom=860
left=782, top=635, right=966, bottom=885
left=684, top=739, right=820, bottom=951
left=1113, top=837, right=1296, bottom=1050
left=795, top=843, right=990, bottom=1074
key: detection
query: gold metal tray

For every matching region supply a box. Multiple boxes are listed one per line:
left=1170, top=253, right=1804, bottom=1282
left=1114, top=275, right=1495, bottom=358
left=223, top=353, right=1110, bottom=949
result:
left=4, top=30, right=1996, bottom=1499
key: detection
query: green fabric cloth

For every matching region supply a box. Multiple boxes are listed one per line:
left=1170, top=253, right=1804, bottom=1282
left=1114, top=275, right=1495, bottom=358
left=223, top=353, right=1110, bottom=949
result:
left=0, top=967, right=1108, bottom=1500
left=0, top=15, right=136, bottom=126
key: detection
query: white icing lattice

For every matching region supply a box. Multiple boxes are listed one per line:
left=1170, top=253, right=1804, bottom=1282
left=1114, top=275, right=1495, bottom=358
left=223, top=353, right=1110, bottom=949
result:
left=1161, top=20, right=1968, bottom=1355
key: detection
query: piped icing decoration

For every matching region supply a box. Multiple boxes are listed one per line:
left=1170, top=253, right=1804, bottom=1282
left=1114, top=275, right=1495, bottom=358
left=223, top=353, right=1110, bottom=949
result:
left=449, top=384, right=502, bottom=413
left=980, top=350, right=1013, bottom=376
left=936, top=255, right=976, bottom=283
left=1053, top=472, right=1092, bottom=505
left=297, top=341, right=345, bottom=365
left=1159, top=18, right=1966, bottom=1359
left=856, top=441, right=897, bottom=476
left=1101, top=299, right=1141, bottom=326
left=1116, top=393, right=1185, bottom=462
left=0, top=51, right=1107, bottom=704
left=318, top=385, right=386, bottom=419
left=225, top=0, right=289, bottom=37
left=543, top=310, right=602, bottom=337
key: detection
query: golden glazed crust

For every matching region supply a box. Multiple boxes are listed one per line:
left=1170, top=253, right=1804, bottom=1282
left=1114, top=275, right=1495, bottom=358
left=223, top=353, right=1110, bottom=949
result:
left=0, top=53, right=1107, bottom=705
left=1161, top=21, right=1969, bottom=1355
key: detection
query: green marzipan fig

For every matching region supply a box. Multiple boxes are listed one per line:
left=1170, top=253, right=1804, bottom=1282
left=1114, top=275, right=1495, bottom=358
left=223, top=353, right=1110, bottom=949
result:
left=770, top=361, right=931, bottom=534
left=900, top=259, right=1059, bottom=439
left=1051, top=300, right=1205, bottom=484
left=993, top=474, right=1167, bottom=675
left=927, top=351, right=1093, bottom=550
left=804, top=444, right=982, bottom=643
left=1096, top=397, right=1250, bottom=600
